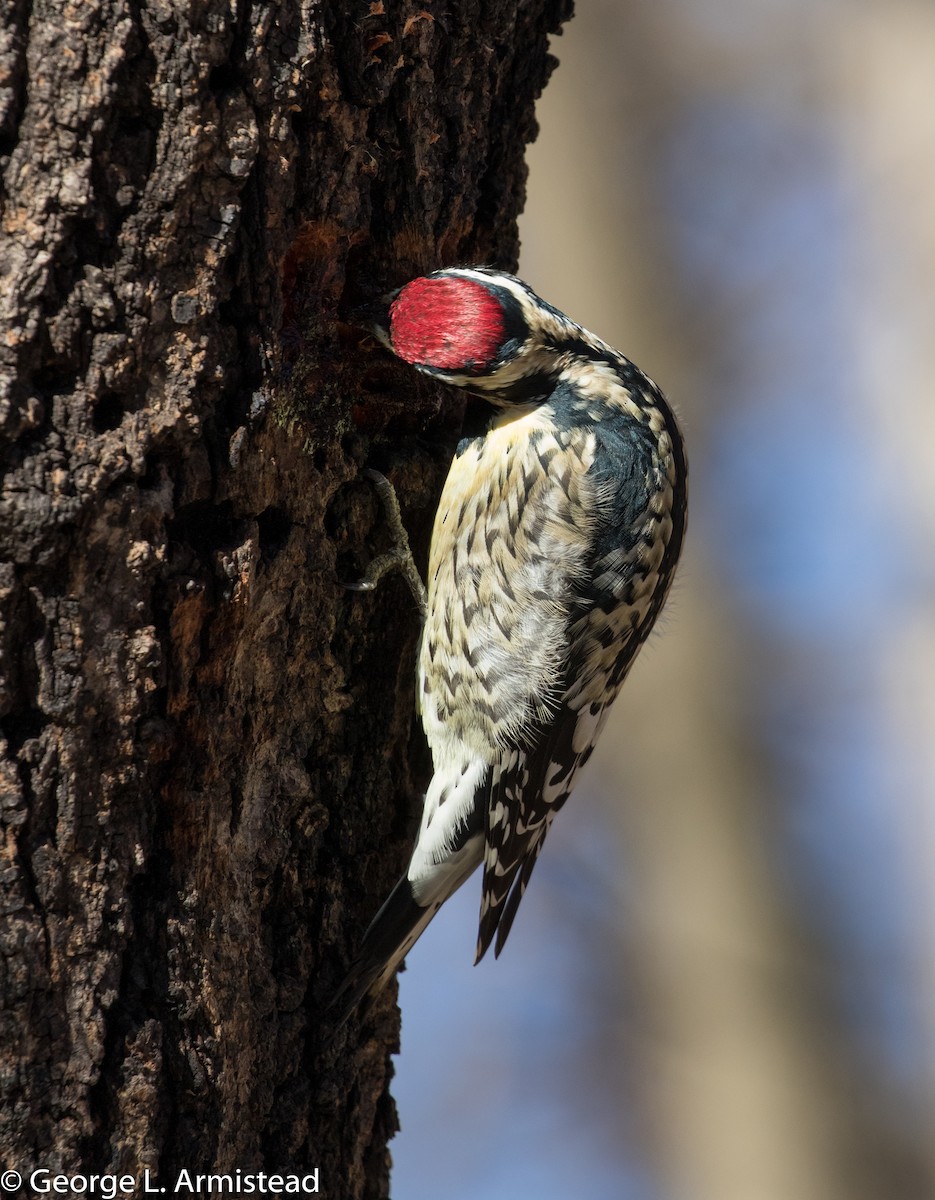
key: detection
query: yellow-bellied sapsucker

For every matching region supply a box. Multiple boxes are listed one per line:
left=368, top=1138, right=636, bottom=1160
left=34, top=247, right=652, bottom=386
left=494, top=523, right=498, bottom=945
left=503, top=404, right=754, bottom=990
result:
left=334, top=267, right=687, bottom=1023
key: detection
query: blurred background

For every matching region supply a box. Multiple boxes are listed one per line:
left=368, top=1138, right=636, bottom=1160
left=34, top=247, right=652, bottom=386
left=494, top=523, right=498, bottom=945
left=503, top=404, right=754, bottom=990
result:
left=392, top=1, right=935, bottom=1196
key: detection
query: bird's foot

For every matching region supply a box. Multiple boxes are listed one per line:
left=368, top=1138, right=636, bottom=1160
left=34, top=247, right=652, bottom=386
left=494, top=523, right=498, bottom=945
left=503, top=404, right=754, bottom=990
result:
left=345, top=469, right=428, bottom=618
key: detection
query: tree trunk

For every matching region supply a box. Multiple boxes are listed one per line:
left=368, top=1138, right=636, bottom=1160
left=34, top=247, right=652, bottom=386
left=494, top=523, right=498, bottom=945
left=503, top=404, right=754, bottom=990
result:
left=0, top=1, right=571, bottom=1194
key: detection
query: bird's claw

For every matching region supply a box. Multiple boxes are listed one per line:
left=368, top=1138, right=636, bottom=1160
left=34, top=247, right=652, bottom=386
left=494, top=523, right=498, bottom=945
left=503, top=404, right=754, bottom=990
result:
left=345, top=469, right=428, bottom=618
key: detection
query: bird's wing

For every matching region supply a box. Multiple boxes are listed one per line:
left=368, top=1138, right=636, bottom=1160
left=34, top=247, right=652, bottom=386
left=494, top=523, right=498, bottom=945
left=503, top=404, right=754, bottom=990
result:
left=475, top=418, right=663, bottom=960
left=475, top=638, right=633, bottom=962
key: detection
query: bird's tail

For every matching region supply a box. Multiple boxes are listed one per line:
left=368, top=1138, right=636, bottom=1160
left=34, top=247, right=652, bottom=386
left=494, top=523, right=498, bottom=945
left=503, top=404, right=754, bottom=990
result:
left=330, top=767, right=488, bottom=1028
left=329, top=874, right=441, bottom=1028
left=329, top=827, right=487, bottom=1028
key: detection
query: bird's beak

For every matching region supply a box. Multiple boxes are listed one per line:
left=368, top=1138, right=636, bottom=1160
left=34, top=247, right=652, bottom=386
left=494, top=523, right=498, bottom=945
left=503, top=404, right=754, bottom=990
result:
left=346, top=288, right=400, bottom=352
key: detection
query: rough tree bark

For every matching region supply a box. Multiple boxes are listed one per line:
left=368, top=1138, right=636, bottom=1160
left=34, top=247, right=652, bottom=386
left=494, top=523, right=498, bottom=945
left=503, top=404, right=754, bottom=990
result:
left=0, top=1, right=572, bottom=1195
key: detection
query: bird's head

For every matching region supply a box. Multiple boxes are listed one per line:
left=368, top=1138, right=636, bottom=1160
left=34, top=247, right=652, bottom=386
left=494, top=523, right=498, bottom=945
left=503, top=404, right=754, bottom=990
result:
left=368, top=268, right=581, bottom=402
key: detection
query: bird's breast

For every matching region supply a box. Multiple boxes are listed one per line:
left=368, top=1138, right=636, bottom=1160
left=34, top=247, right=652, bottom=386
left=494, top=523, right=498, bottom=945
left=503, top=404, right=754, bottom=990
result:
left=418, top=410, right=597, bottom=761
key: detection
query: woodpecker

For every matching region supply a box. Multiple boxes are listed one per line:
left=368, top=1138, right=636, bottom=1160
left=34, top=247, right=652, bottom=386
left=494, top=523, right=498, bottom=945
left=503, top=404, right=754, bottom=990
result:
left=334, top=267, right=687, bottom=1023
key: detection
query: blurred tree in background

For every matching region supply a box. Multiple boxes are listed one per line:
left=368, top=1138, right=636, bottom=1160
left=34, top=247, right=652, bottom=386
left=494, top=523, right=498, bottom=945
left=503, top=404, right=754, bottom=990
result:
left=394, top=2, right=935, bottom=1198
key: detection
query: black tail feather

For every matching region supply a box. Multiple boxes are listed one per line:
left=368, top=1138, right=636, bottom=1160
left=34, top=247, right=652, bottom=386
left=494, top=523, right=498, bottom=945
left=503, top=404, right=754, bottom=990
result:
left=329, top=874, right=438, bottom=1028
